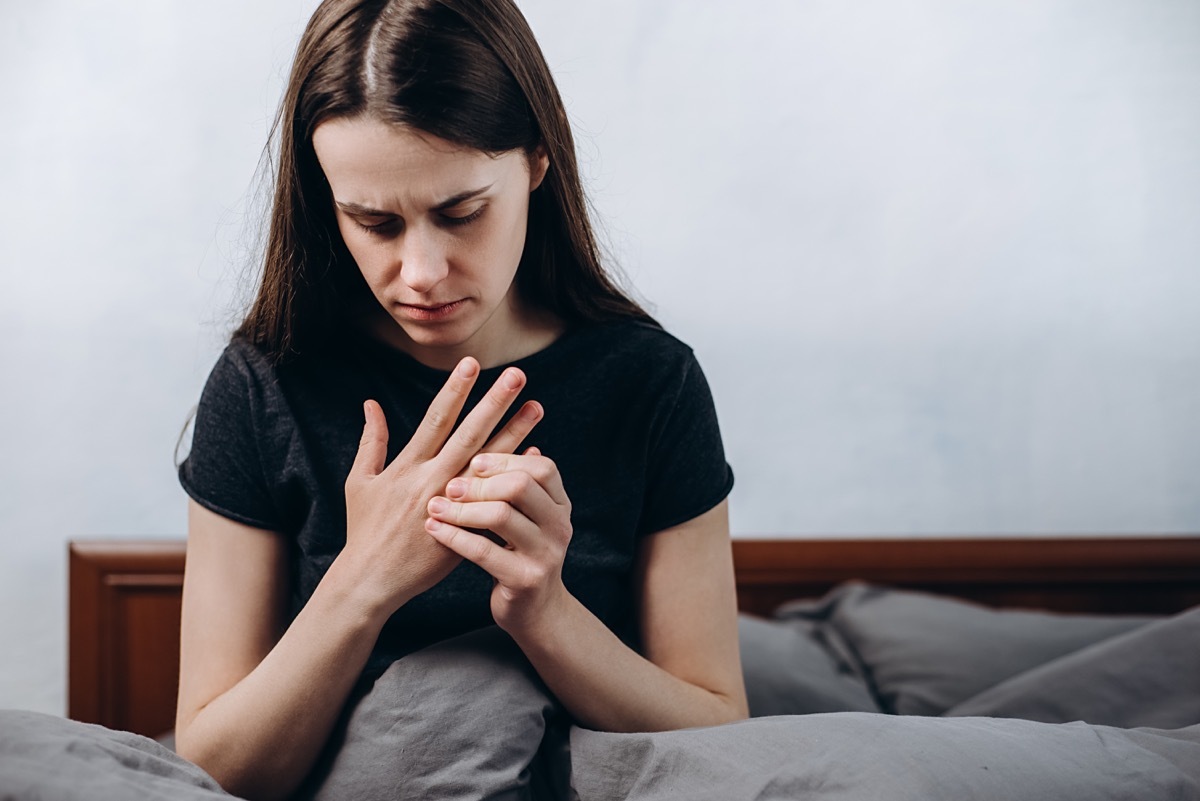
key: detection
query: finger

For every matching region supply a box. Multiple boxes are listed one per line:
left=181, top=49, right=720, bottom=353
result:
left=425, top=518, right=524, bottom=580
left=435, top=367, right=527, bottom=469
left=443, top=470, right=558, bottom=528
left=467, top=453, right=568, bottom=506
left=426, top=496, right=538, bottom=548
left=348, top=399, right=388, bottom=479
left=403, top=357, right=480, bottom=460
left=524, top=446, right=541, bottom=456
left=481, top=401, right=543, bottom=456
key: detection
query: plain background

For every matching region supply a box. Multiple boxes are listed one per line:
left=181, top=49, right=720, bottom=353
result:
left=1, top=0, right=1197, bottom=716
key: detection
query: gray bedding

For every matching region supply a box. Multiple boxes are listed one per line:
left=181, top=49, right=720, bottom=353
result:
left=570, top=716, right=1200, bottom=801
left=3, top=584, right=1197, bottom=800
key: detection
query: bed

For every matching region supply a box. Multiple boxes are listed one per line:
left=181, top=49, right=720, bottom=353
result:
left=7, top=536, right=1199, bottom=800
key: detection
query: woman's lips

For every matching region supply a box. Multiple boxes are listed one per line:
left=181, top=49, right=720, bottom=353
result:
left=397, top=299, right=467, bottom=321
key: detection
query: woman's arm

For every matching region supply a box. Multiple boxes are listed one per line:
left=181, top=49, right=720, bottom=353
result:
left=427, top=472, right=748, bottom=732
left=176, top=359, right=542, bottom=800
left=523, top=499, right=747, bottom=731
left=175, top=502, right=391, bottom=800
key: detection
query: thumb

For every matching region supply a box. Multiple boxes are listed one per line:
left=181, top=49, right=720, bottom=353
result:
left=350, top=399, right=389, bottom=479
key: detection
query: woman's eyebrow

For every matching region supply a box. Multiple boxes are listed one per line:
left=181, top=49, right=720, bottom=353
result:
left=334, top=184, right=495, bottom=217
left=335, top=200, right=391, bottom=216
left=431, top=184, right=494, bottom=211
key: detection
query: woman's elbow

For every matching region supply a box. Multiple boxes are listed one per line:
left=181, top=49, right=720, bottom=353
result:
left=720, top=693, right=750, bottom=724
left=175, top=728, right=279, bottom=801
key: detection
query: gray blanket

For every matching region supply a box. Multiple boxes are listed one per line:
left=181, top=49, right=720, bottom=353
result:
left=3, top=585, right=1197, bottom=800
left=570, top=716, right=1200, bottom=801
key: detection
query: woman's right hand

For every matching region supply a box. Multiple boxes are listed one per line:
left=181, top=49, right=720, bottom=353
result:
left=341, top=356, right=542, bottom=616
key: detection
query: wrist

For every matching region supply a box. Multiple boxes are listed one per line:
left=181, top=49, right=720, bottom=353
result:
left=322, top=551, right=406, bottom=631
left=502, top=581, right=578, bottom=649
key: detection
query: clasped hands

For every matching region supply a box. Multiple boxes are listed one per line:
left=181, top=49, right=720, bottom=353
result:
left=343, top=355, right=571, bottom=633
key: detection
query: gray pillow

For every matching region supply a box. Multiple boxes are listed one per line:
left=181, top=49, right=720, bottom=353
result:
left=569, top=713, right=1200, bottom=801
left=775, top=583, right=1151, bottom=716
left=947, top=606, right=1200, bottom=728
left=737, top=614, right=879, bottom=716
left=296, top=625, right=569, bottom=801
left=0, top=709, right=232, bottom=800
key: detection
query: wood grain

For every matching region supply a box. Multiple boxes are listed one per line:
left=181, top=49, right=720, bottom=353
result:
left=732, top=537, right=1200, bottom=616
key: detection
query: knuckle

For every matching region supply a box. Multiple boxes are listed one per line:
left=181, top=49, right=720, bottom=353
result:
left=484, top=388, right=510, bottom=412
left=511, top=471, right=535, bottom=495
left=532, top=457, right=557, bottom=482
left=467, top=538, right=490, bottom=562
left=512, top=567, right=536, bottom=592
left=424, top=407, right=450, bottom=430
left=527, top=563, right=550, bottom=588
left=456, top=425, right=486, bottom=451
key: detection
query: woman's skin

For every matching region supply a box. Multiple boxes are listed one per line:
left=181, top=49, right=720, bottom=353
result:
left=175, top=116, right=748, bottom=801
left=314, top=116, right=562, bottom=371
left=176, top=364, right=540, bottom=800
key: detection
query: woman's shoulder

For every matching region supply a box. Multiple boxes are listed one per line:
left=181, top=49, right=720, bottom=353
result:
left=574, top=317, right=698, bottom=363
left=197, top=336, right=287, bottom=401
left=542, top=317, right=706, bottom=403
left=214, top=335, right=267, bottom=372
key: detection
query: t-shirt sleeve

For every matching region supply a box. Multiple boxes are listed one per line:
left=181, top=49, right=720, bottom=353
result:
left=638, top=352, right=735, bottom=536
left=178, top=342, right=286, bottom=531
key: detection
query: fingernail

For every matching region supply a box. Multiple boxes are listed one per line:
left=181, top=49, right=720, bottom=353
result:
left=503, top=369, right=523, bottom=390
left=471, top=454, right=491, bottom=473
left=521, top=402, right=541, bottom=420
left=457, top=358, right=477, bottom=378
left=428, top=497, right=449, bottom=515
left=446, top=478, right=467, bottom=499
left=425, top=518, right=444, bottom=533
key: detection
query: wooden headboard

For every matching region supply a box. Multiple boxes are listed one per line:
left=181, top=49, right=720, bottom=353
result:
left=68, top=536, right=1200, bottom=740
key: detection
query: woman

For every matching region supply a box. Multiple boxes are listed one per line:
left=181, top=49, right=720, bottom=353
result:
left=175, top=0, right=747, bottom=798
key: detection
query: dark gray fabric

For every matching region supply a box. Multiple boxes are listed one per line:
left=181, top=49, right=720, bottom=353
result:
left=776, top=582, right=1151, bottom=716
left=179, top=320, right=734, bottom=673
left=947, top=606, right=1200, bottom=728
left=295, top=626, right=569, bottom=801
left=737, top=614, right=879, bottom=716
left=7, top=600, right=1200, bottom=800
left=569, top=715, right=1200, bottom=801
left=0, top=710, right=232, bottom=800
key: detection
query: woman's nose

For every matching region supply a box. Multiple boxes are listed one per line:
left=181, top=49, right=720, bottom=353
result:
left=397, top=228, right=449, bottom=293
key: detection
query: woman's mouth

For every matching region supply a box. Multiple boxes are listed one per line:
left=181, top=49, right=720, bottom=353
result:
left=397, top=299, right=467, bottom=322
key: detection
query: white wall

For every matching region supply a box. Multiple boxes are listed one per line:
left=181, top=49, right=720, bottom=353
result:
left=1, top=0, right=1197, bottom=716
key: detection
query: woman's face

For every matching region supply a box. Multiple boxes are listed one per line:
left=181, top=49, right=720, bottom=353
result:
left=313, top=117, right=548, bottom=370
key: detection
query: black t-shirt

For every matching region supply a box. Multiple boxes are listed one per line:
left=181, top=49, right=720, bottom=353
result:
left=179, top=318, right=734, bottom=673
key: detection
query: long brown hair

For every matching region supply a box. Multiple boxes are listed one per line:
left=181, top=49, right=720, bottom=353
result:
left=235, top=0, right=655, bottom=363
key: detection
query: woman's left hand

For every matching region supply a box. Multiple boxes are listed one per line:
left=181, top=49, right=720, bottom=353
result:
left=424, top=447, right=573, bottom=634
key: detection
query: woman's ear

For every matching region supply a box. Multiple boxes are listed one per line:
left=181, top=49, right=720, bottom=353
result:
left=528, top=145, right=550, bottom=192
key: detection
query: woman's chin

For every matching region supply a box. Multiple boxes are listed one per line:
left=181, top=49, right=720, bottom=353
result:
left=388, top=318, right=482, bottom=360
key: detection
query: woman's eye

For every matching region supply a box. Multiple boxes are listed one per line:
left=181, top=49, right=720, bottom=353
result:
left=354, top=218, right=399, bottom=237
left=441, top=206, right=485, bottom=228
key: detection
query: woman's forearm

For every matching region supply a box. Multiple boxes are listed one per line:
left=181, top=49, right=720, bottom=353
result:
left=175, top=557, right=389, bottom=801
left=509, top=589, right=748, bottom=733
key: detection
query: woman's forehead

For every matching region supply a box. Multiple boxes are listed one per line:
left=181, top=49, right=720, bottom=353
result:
left=313, top=117, right=524, bottom=209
